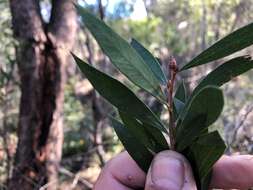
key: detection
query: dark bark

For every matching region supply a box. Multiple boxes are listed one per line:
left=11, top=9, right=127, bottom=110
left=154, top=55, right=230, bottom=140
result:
left=98, top=0, right=105, bottom=20
left=8, top=0, right=77, bottom=189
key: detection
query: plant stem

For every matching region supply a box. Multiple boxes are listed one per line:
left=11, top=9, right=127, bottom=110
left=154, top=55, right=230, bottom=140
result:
left=167, top=56, right=178, bottom=150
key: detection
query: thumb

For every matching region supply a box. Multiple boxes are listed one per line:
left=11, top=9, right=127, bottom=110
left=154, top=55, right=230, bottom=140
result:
left=145, top=150, right=197, bottom=190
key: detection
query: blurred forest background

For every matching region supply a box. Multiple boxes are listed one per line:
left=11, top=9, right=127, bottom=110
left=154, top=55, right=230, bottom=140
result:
left=0, top=0, right=253, bottom=189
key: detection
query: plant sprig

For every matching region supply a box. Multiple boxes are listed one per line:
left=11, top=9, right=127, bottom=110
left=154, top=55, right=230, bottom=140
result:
left=73, top=5, right=253, bottom=190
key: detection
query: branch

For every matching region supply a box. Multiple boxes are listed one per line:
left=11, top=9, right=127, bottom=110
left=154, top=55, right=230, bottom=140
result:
left=59, top=167, right=93, bottom=189
left=231, top=104, right=253, bottom=145
left=98, top=0, right=105, bottom=20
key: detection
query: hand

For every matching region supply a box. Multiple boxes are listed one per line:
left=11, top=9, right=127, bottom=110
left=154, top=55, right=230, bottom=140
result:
left=94, top=150, right=253, bottom=190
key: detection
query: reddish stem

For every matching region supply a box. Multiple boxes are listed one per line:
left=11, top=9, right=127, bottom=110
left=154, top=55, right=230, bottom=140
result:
left=167, top=56, right=178, bottom=150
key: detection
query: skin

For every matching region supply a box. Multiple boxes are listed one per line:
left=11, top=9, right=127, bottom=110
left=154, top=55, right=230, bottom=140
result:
left=94, top=151, right=253, bottom=190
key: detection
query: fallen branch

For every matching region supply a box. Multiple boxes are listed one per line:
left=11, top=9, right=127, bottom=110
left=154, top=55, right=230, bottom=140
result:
left=59, top=166, right=93, bottom=189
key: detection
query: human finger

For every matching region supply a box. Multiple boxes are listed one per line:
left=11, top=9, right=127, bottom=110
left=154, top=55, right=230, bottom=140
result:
left=145, top=150, right=197, bottom=190
left=211, top=154, right=253, bottom=189
left=93, top=151, right=145, bottom=190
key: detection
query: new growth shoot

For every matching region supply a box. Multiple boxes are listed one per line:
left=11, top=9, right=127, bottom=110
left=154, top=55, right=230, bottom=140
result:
left=167, top=56, right=178, bottom=150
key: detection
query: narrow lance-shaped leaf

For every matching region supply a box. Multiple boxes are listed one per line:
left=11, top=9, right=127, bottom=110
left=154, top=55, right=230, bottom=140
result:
left=72, top=54, right=168, bottom=134
left=192, top=55, right=253, bottom=96
left=178, top=56, right=253, bottom=122
left=76, top=5, right=166, bottom=101
left=173, top=98, right=185, bottom=119
left=175, top=81, right=187, bottom=102
left=111, top=118, right=153, bottom=173
left=130, top=38, right=167, bottom=85
left=185, top=131, right=226, bottom=190
left=176, top=86, right=224, bottom=151
left=119, top=112, right=169, bottom=153
left=173, top=81, right=187, bottom=118
left=142, top=122, right=169, bottom=151
left=200, top=172, right=212, bottom=190
left=180, top=22, right=253, bottom=70
left=176, top=114, right=207, bottom=152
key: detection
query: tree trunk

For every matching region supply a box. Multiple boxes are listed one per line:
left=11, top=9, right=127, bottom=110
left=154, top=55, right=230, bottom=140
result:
left=8, top=1, right=77, bottom=189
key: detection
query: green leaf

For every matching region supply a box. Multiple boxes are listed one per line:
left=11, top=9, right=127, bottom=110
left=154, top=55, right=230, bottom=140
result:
left=192, top=55, right=253, bottom=96
left=173, top=98, right=185, bottom=119
left=176, top=115, right=207, bottom=152
left=111, top=118, right=153, bottom=172
left=174, top=81, right=187, bottom=103
left=173, top=81, right=187, bottom=118
left=192, top=131, right=226, bottom=179
left=185, top=131, right=226, bottom=190
left=72, top=54, right=168, bottom=134
left=176, top=86, right=224, bottom=151
left=76, top=5, right=165, bottom=101
left=130, top=38, right=167, bottom=85
left=119, top=112, right=169, bottom=152
left=200, top=172, right=212, bottom=190
left=180, top=22, right=253, bottom=70
left=178, top=56, right=253, bottom=123
left=143, top=122, right=169, bottom=151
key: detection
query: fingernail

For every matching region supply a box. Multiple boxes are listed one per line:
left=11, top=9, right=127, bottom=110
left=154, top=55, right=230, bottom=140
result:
left=150, top=157, right=185, bottom=190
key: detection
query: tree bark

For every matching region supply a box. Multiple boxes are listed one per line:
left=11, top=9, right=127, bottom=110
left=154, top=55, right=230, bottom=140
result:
left=8, top=1, right=77, bottom=189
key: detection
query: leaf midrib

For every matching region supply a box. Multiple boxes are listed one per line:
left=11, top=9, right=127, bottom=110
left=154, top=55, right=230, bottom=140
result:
left=85, top=12, right=162, bottom=97
left=184, top=23, right=253, bottom=68
left=105, top=33, right=162, bottom=94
